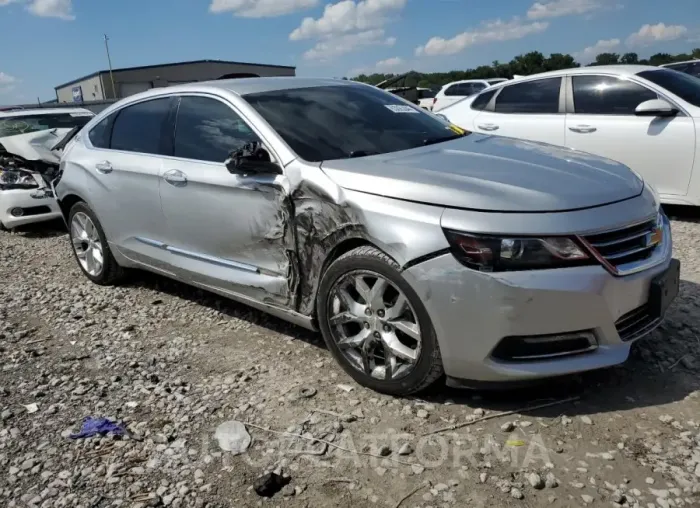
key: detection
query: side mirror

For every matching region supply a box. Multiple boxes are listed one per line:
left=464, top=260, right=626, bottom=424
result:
left=635, top=99, right=679, bottom=118
left=225, top=141, right=282, bottom=176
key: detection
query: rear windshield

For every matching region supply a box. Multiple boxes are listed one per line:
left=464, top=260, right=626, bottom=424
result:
left=0, top=112, right=93, bottom=137
left=637, top=69, right=700, bottom=107
left=243, top=85, right=464, bottom=162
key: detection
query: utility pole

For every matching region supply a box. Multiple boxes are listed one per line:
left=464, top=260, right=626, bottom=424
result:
left=104, top=34, right=116, bottom=99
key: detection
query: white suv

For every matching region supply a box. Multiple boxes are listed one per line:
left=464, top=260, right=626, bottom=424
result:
left=432, top=78, right=508, bottom=112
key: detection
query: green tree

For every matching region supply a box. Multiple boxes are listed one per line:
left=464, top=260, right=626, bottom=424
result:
left=592, top=53, right=620, bottom=66
left=692, top=48, right=700, bottom=59
left=648, top=53, right=674, bottom=66
left=620, top=52, right=639, bottom=64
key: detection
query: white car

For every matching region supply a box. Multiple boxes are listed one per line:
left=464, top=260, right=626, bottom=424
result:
left=438, top=65, right=700, bottom=207
left=432, top=78, right=508, bottom=112
left=0, top=108, right=94, bottom=229
left=659, top=59, right=700, bottom=78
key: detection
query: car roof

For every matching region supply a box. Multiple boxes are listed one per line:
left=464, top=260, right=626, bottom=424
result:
left=659, top=59, right=700, bottom=67
left=442, top=78, right=505, bottom=87
left=152, top=77, right=355, bottom=98
left=0, top=107, right=94, bottom=118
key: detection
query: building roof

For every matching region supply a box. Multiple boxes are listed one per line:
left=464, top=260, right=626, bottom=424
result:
left=54, top=59, right=296, bottom=90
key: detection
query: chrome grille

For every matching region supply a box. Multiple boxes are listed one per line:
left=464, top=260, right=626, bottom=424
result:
left=582, top=218, right=659, bottom=270
left=615, top=305, right=660, bottom=342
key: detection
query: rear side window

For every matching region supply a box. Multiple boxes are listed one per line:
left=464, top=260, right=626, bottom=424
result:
left=444, top=84, right=464, bottom=96
left=471, top=89, right=497, bottom=111
left=110, top=97, right=172, bottom=154
left=174, top=96, right=260, bottom=163
left=494, top=78, right=562, bottom=114
left=572, top=75, right=657, bottom=115
left=88, top=116, right=112, bottom=149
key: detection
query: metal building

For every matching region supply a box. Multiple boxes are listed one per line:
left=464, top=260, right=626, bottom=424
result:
left=54, top=59, right=296, bottom=103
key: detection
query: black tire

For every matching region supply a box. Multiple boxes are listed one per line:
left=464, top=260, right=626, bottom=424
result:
left=0, top=222, right=7, bottom=232
left=317, top=245, right=444, bottom=396
left=68, top=201, right=124, bottom=285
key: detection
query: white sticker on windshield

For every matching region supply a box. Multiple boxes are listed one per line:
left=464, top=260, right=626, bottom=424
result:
left=384, top=104, right=419, bottom=114
left=69, top=112, right=94, bottom=117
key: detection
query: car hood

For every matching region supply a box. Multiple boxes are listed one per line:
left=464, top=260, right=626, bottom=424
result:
left=0, top=128, right=73, bottom=164
left=321, top=134, right=644, bottom=212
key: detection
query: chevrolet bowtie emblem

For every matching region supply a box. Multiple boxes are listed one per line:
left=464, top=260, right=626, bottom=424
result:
left=647, top=227, right=663, bottom=247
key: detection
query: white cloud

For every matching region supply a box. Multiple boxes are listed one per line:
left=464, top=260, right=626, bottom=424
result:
left=527, top=0, right=603, bottom=19
left=0, top=0, right=21, bottom=5
left=209, top=0, right=318, bottom=18
left=415, top=18, right=549, bottom=57
left=574, top=38, right=620, bottom=63
left=375, top=57, right=403, bottom=70
left=0, top=72, right=19, bottom=94
left=290, top=0, right=406, bottom=40
left=27, top=0, right=74, bottom=20
left=303, top=29, right=396, bottom=61
left=626, top=23, right=689, bottom=46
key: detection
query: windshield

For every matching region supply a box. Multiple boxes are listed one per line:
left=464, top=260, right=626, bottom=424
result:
left=0, top=112, right=93, bottom=138
left=637, top=69, right=700, bottom=107
left=243, top=85, right=465, bottom=162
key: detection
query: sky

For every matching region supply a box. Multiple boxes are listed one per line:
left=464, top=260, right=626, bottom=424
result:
left=0, top=0, right=699, bottom=104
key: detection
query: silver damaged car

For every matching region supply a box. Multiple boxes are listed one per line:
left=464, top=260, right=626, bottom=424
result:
left=54, top=77, right=680, bottom=395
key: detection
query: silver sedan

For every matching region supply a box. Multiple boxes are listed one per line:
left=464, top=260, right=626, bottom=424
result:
left=54, top=77, right=679, bottom=395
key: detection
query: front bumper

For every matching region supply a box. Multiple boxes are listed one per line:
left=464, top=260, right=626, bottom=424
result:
left=0, top=187, right=62, bottom=228
left=402, top=220, right=676, bottom=384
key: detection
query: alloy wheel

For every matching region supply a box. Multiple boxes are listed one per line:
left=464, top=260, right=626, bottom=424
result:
left=327, top=270, right=422, bottom=380
left=70, top=212, right=104, bottom=277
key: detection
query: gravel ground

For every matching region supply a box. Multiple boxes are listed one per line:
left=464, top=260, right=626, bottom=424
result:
left=1, top=211, right=700, bottom=508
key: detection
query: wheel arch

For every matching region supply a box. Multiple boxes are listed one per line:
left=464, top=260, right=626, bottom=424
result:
left=58, top=193, right=86, bottom=223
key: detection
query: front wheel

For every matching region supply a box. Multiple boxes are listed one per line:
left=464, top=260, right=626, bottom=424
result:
left=317, top=246, right=444, bottom=396
left=68, top=201, right=124, bottom=285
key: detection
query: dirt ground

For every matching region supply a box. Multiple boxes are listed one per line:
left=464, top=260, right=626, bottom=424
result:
left=1, top=211, right=700, bottom=508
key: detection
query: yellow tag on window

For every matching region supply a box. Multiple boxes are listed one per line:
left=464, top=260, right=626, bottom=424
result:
left=448, top=124, right=467, bottom=136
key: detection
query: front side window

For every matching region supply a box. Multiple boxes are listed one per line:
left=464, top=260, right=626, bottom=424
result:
left=572, top=75, right=657, bottom=115
left=243, top=85, right=467, bottom=162
left=174, top=96, right=259, bottom=163
left=0, top=112, right=93, bottom=138
left=638, top=68, right=700, bottom=107
left=418, top=89, right=436, bottom=100
left=494, top=78, right=562, bottom=114
left=110, top=97, right=172, bottom=154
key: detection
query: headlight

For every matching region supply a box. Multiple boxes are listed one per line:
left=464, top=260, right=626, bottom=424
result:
left=444, top=231, right=592, bottom=272
left=0, top=170, right=39, bottom=189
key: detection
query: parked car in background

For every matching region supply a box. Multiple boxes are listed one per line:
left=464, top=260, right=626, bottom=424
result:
left=432, top=78, right=508, bottom=112
left=438, top=65, right=700, bottom=207
left=659, top=59, right=700, bottom=78
left=0, top=107, right=94, bottom=230
left=55, top=77, right=676, bottom=395
left=417, top=87, right=437, bottom=110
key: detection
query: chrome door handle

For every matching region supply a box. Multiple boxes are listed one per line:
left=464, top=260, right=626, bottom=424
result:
left=569, top=125, right=597, bottom=133
left=477, top=124, right=499, bottom=131
left=95, top=161, right=113, bottom=174
left=163, top=169, right=187, bottom=187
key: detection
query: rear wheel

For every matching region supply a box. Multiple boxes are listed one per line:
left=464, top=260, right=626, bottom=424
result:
left=68, top=201, right=124, bottom=285
left=317, top=246, right=444, bottom=395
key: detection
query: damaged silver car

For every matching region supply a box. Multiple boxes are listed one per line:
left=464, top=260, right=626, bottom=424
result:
left=54, top=78, right=679, bottom=395
left=0, top=108, right=94, bottom=230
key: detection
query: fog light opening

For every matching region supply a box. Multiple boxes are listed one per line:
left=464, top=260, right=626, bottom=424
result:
left=10, top=207, right=24, bottom=217
left=492, top=331, right=597, bottom=362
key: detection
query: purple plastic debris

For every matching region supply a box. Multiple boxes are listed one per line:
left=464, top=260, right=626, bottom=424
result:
left=69, top=417, right=125, bottom=439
